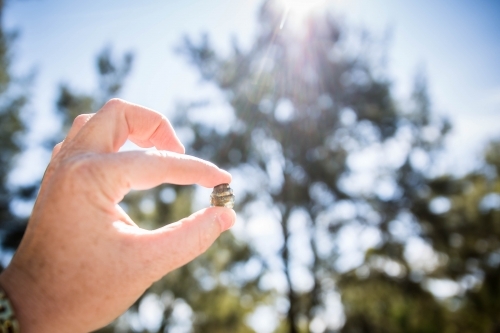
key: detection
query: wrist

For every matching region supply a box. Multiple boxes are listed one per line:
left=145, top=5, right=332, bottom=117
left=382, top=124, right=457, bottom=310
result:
left=0, top=286, right=20, bottom=332
left=0, top=264, right=50, bottom=333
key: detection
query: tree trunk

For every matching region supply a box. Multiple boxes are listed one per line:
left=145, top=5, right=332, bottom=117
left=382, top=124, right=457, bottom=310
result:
left=280, top=207, right=299, bottom=333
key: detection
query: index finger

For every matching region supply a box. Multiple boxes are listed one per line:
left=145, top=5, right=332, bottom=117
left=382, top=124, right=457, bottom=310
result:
left=104, top=150, right=232, bottom=193
left=71, top=99, right=185, bottom=154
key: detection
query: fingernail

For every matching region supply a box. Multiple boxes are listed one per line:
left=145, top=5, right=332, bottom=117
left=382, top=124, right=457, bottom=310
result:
left=218, top=211, right=235, bottom=231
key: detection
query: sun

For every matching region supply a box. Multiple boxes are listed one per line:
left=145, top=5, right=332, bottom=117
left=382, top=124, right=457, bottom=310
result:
left=283, top=0, right=329, bottom=13
left=277, top=0, right=330, bottom=28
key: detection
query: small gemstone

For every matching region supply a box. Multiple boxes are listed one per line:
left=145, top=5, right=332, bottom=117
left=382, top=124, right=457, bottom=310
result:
left=210, top=183, right=235, bottom=209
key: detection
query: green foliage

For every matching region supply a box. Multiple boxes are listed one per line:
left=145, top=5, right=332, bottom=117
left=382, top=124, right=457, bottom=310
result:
left=340, top=272, right=446, bottom=333
left=412, top=147, right=500, bottom=332
left=0, top=0, right=31, bottom=255
left=175, top=0, right=498, bottom=332
left=96, top=46, right=133, bottom=106
left=340, top=147, right=500, bottom=332
left=55, top=47, right=134, bottom=134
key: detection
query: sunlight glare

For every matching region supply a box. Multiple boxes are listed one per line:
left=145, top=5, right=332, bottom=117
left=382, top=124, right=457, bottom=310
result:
left=279, top=0, right=330, bottom=28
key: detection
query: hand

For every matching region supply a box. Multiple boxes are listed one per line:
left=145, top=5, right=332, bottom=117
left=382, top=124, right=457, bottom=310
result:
left=0, top=99, right=236, bottom=332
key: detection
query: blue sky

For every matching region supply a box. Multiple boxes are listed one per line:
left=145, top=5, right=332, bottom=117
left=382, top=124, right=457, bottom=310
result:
left=339, top=0, right=500, bottom=173
left=4, top=0, right=500, bottom=185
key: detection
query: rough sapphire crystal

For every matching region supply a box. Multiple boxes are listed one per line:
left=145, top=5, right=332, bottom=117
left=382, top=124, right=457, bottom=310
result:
left=210, top=183, right=235, bottom=209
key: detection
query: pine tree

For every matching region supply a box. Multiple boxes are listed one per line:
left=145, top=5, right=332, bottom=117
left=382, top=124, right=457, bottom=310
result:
left=0, top=0, right=33, bottom=258
left=176, top=1, right=461, bottom=331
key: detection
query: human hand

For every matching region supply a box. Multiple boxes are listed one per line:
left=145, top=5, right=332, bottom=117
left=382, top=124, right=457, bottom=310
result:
left=0, top=99, right=236, bottom=332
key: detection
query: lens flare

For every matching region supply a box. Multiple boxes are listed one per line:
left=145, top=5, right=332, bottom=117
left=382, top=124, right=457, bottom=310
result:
left=279, top=0, right=329, bottom=28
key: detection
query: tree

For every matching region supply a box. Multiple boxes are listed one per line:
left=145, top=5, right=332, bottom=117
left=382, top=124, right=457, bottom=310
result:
left=54, top=46, right=133, bottom=138
left=175, top=0, right=465, bottom=331
left=338, top=139, right=500, bottom=333
left=414, top=142, right=500, bottom=332
left=0, top=0, right=33, bottom=258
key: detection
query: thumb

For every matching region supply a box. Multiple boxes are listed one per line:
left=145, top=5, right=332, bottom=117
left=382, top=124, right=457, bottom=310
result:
left=139, top=207, right=236, bottom=281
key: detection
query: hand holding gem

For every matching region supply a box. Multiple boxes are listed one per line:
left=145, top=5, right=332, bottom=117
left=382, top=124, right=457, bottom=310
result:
left=0, top=99, right=236, bottom=333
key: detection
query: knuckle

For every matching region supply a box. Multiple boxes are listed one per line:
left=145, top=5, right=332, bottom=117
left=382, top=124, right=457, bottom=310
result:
left=52, top=142, right=63, bottom=154
left=71, top=113, right=92, bottom=129
left=55, top=155, right=117, bottom=203
left=61, top=154, right=129, bottom=200
left=103, top=98, right=126, bottom=112
left=57, top=156, right=105, bottom=191
left=59, top=155, right=102, bottom=185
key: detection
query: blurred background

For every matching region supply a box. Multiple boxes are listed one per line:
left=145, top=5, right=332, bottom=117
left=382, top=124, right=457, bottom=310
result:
left=0, top=0, right=499, bottom=332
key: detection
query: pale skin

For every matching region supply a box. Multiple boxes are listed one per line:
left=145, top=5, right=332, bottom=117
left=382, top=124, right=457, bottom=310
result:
left=0, top=99, right=236, bottom=332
